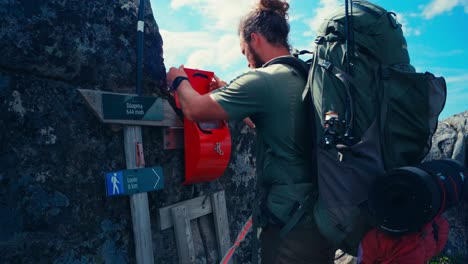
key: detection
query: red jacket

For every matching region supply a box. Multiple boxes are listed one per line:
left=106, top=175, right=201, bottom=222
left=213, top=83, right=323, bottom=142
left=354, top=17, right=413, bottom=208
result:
left=358, top=215, right=449, bottom=264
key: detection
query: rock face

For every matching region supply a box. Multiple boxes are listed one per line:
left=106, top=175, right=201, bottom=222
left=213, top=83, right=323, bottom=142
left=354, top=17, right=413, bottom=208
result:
left=0, top=0, right=164, bottom=92
left=0, top=0, right=256, bottom=263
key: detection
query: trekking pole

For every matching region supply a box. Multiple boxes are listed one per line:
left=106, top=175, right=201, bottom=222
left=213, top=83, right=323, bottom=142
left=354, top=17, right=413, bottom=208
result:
left=343, top=0, right=355, bottom=144
left=344, top=0, right=350, bottom=74
left=344, top=0, right=355, bottom=74
left=136, top=0, right=145, bottom=96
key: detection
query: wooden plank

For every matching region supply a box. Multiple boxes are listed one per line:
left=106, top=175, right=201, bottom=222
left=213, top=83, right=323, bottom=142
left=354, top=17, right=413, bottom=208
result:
left=77, top=89, right=182, bottom=127
left=171, top=205, right=195, bottom=264
left=158, top=194, right=212, bottom=230
left=211, top=191, right=234, bottom=263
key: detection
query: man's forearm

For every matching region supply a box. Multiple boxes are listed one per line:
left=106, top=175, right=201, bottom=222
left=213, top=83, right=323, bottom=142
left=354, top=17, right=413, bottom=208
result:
left=176, top=80, right=230, bottom=122
left=177, top=80, right=203, bottom=120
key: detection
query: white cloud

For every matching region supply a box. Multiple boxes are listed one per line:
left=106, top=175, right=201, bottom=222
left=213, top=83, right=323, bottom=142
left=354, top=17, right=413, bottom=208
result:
left=170, top=0, right=257, bottom=32
left=160, top=30, right=212, bottom=68
left=304, top=0, right=341, bottom=36
left=160, top=29, right=245, bottom=79
left=396, top=13, right=421, bottom=37
left=421, top=0, right=468, bottom=19
left=161, top=30, right=213, bottom=50
left=431, top=49, right=465, bottom=57
left=167, top=0, right=315, bottom=79
left=433, top=72, right=468, bottom=117
left=170, top=0, right=200, bottom=9
left=445, top=73, right=468, bottom=84
left=186, top=34, right=244, bottom=70
left=302, top=1, right=426, bottom=38
left=289, top=14, right=304, bottom=23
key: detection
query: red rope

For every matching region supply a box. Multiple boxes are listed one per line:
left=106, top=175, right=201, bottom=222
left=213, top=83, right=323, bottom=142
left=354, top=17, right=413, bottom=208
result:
left=220, top=216, right=253, bottom=264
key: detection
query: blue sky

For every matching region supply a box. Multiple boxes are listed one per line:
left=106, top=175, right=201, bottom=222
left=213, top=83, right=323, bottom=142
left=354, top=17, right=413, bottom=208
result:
left=150, top=0, right=468, bottom=119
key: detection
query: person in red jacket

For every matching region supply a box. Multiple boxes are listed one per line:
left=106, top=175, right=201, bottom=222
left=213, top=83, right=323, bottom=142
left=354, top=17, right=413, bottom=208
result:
left=358, top=215, right=449, bottom=264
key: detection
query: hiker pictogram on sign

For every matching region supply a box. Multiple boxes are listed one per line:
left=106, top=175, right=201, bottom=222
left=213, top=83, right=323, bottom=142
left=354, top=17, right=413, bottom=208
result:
left=106, top=171, right=124, bottom=196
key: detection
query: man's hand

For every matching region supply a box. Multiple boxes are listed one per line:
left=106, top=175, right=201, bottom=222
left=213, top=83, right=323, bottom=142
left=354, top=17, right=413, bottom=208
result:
left=166, top=65, right=188, bottom=91
left=209, top=74, right=227, bottom=92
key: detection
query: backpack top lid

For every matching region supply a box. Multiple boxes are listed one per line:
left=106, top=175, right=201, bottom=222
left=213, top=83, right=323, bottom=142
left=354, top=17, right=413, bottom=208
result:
left=318, top=0, right=410, bottom=65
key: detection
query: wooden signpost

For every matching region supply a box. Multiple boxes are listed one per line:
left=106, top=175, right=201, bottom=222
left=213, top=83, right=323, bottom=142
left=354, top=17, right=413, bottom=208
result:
left=79, top=86, right=235, bottom=263
left=79, top=88, right=181, bottom=264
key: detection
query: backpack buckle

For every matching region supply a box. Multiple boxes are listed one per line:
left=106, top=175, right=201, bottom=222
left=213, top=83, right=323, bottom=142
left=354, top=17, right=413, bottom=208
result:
left=315, top=36, right=325, bottom=44
left=380, top=67, right=391, bottom=80
left=321, top=60, right=333, bottom=71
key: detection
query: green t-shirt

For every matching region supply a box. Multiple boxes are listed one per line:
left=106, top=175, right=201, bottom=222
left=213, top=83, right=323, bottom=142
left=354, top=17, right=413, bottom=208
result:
left=210, top=59, right=314, bottom=188
left=211, top=58, right=316, bottom=223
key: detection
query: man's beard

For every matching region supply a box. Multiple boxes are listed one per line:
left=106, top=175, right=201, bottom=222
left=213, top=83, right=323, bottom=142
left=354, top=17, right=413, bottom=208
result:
left=249, top=43, right=264, bottom=68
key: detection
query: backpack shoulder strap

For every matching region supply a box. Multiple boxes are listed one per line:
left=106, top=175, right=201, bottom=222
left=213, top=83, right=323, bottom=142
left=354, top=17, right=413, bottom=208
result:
left=263, top=55, right=309, bottom=80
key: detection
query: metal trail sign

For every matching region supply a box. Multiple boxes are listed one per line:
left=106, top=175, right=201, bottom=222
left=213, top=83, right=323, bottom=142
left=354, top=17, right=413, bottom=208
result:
left=77, top=89, right=182, bottom=127
left=105, top=166, right=164, bottom=197
left=102, top=93, right=163, bottom=121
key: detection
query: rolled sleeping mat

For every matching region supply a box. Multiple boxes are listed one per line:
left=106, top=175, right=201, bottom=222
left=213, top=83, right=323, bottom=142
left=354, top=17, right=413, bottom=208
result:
left=368, top=159, right=468, bottom=235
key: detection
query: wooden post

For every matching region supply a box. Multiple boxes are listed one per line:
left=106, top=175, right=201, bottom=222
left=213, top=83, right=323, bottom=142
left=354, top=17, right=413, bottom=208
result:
left=124, top=126, right=154, bottom=264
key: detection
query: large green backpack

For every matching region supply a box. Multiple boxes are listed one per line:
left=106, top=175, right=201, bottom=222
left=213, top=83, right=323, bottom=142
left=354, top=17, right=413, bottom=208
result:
left=272, top=0, right=447, bottom=254
left=310, top=0, right=447, bottom=253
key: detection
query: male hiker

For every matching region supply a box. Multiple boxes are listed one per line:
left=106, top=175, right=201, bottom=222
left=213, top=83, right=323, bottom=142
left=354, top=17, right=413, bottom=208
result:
left=165, top=0, right=334, bottom=263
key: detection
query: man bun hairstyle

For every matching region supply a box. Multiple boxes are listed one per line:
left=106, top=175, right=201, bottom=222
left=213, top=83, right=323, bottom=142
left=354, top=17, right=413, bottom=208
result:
left=257, top=0, right=289, bottom=17
left=239, top=0, right=290, bottom=49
